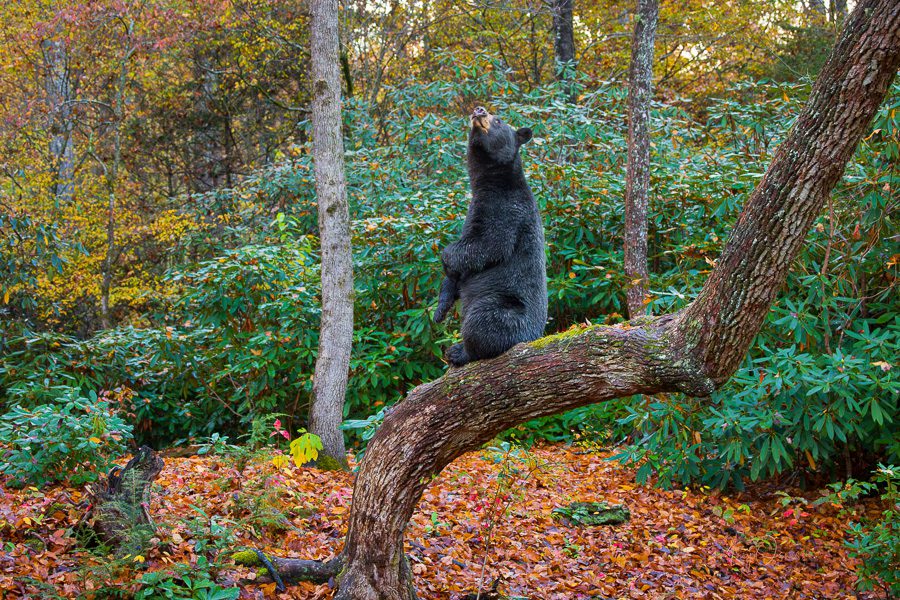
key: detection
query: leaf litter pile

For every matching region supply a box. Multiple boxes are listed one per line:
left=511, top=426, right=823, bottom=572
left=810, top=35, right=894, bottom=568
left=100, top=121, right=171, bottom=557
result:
left=0, top=445, right=883, bottom=599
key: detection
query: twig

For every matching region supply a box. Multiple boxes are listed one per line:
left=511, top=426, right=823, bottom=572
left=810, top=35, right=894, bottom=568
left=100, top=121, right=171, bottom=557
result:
left=254, top=549, right=287, bottom=593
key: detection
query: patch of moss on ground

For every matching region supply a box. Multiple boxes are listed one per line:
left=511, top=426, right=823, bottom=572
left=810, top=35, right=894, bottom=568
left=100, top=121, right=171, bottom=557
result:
left=314, top=454, right=348, bottom=472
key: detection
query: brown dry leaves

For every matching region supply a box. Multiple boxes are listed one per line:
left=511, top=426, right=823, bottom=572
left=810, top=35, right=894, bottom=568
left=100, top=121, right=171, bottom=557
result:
left=0, top=445, right=881, bottom=599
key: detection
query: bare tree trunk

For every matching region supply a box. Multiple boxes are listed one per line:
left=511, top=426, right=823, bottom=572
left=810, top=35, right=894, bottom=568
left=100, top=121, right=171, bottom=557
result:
left=623, top=0, right=659, bottom=319
left=100, top=35, right=134, bottom=331
left=309, top=0, right=353, bottom=469
left=551, top=0, right=575, bottom=99
left=247, top=1, right=900, bottom=597
left=42, top=39, right=75, bottom=207
left=191, top=53, right=228, bottom=192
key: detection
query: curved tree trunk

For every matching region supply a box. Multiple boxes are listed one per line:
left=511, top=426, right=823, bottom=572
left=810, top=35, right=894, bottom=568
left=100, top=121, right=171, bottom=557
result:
left=254, top=1, right=900, bottom=598
left=623, top=0, right=659, bottom=319
left=309, top=0, right=353, bottom=468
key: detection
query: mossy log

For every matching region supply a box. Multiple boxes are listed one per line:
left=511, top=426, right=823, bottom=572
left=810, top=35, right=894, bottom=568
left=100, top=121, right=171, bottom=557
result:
left=232, top=550, right=343, bottom=585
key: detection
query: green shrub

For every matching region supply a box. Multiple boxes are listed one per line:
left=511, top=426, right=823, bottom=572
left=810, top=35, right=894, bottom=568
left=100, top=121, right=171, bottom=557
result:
left=137, top=558, right=239, bottom=600
left=819, top=466, right=900, bottom=597
left=1, top=60, right=897, bottom=487
left=0, top=388, right=133, bottom=486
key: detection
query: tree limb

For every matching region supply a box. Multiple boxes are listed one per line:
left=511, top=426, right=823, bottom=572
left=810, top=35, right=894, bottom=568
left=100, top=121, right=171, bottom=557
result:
left=244, top=1, right=900, bottom=598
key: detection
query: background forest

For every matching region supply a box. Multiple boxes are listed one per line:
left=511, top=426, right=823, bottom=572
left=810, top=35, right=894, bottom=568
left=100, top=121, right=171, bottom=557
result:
left=1, top=1, right=897, bottom=488
left=1, top=1, right=899, bottom=598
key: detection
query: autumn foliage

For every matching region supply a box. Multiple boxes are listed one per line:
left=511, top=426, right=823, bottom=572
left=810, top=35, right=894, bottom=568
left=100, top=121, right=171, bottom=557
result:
left=0, top=446, right=893, bottom=598
left=1, top=0, right=898, bottom=598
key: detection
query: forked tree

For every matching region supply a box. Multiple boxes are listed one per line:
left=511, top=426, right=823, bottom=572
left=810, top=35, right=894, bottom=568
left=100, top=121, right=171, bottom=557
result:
left=238, top=1, right=900, bottom=598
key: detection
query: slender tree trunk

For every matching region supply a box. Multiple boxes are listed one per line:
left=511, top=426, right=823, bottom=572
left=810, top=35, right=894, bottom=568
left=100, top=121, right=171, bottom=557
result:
left=191, top=53, right=228, bottom=192
left=249, top=1, right=900, bottom=597
left=551, top=0, right=575, bottom=99
left=340, top=49, right=354, bottom=98
left=833, top=0, right=848, bottom=23
left=623, top=0, right=659, bottom=318
left=309, top=0, right=353, bottom=468
left=100, top=39, right=133, bottom=331
left=100, top=184, right=115, bottom=330
left=43, top=39, right=75, bottom=207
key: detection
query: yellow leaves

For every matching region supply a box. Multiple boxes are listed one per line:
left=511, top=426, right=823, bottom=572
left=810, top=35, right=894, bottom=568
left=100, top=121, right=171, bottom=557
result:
left=271, top=454, right=290, bottom=470
left=289, top=433, right=323, bottom=467
left=2, top=289, right=8, bottom=304
left=89, top=437, right=102, bottom=444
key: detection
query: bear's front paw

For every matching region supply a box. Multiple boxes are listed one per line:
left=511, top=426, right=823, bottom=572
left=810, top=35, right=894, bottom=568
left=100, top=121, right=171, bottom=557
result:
left=445, top=343, right=471, bottom=367
left=434, top=303, right=449, bottom=324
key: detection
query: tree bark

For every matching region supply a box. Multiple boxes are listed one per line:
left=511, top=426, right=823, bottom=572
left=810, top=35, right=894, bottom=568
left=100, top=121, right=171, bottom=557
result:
left=309, top=0, right=353, bottom=468
left=256, top=1, right=900, bottom=597
left=42, top=39, right=75, bottom=207
left=551, top=0, right=576, bottom=100
left=623, top=0, right=659, bottom=319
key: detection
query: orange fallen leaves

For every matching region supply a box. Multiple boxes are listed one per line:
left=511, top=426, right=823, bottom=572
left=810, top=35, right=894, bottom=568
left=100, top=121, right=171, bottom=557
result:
left=0, top=446, right=885, bottom=599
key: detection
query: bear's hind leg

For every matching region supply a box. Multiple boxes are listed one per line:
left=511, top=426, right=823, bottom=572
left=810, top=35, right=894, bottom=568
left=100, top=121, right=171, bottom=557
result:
left=461, top=295, right=532, bottom=362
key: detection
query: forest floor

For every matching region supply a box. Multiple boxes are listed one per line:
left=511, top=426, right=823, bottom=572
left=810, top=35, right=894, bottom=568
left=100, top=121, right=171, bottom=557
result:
left=0, top=444, right=884, bottom=599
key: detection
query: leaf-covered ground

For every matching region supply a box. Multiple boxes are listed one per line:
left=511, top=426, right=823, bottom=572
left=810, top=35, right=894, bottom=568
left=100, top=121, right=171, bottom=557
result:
left=0, top=445, right=883, bottom=599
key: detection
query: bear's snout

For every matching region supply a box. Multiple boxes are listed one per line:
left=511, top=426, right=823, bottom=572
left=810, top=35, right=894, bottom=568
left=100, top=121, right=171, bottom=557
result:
left=471, top=106, right=491, bottom=132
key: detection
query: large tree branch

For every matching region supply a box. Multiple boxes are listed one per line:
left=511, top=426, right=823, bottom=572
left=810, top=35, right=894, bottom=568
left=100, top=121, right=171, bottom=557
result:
left=680, top=0, right=900, bottom=383
left=245, top=1, right=900, bottom=598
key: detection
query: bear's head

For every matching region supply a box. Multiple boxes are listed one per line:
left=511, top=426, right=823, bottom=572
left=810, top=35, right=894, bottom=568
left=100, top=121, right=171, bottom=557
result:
left=468, top=107, right=532, bottom=167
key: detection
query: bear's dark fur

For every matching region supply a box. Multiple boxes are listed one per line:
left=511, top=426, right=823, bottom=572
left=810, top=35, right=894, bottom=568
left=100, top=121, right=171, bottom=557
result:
left=434, top=107, right=548, bottom=367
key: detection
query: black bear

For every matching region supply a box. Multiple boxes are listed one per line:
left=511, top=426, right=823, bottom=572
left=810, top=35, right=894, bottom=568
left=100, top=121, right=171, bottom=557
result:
left=434, top=106, right=548, bottom=367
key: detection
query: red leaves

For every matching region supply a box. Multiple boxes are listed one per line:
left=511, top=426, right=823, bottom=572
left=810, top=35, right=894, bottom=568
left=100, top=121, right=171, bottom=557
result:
left=270, top=418, right=290, bottom=440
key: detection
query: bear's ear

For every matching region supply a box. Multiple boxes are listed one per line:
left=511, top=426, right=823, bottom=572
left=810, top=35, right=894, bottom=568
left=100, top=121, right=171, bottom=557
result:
left=516, top=127, right=533, bottom=146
